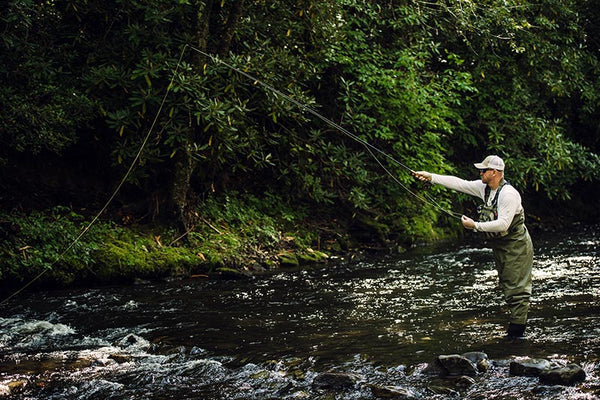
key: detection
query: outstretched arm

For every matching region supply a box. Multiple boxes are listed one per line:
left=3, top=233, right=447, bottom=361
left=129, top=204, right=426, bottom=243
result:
left=412, top=171, right=484, bottom=199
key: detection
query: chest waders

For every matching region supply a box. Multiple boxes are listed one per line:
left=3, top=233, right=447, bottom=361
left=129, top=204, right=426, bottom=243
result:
left=478, top=180, right=534, bottom=329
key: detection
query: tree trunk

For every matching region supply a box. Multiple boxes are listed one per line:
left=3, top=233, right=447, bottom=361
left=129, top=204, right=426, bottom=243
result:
left=169, top=0, right=214, bottom=231
left=218, top=0, right=245, bottom=57
left=170, top=148, right=195, bottom=231
left=169, top=0, right=246, bottom=231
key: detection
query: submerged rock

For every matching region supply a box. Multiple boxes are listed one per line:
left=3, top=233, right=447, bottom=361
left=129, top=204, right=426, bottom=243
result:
left=109, top=354, right=132, bottom=364
left=453, top=375, right=476, bottom=387
left=509, top=358, right=551, bottom=377
left=427, top=385, right=459, bottom=396
left=312, top=372, right=361, bottom=390
left=251, top=370, right=271, bottom=380
left=369, top=384, right=418, bottom=399
left=539, top=364, right=586, bottom=385
left=116, top=333, right=150, bottom=350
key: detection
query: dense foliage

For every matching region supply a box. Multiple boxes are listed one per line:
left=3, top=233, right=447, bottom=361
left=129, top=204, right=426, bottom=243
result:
left=0, top=196, right=325, bottom=288
left=1, top=0, right=599, bottom=247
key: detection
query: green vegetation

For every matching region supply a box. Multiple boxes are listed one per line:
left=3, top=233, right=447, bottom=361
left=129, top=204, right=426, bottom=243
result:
left=0, top=196, right=333, bottom=289
left=1, top=0, right=599, bottom=288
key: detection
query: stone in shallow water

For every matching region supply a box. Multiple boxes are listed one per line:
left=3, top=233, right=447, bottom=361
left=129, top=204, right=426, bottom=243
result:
left=109, top=354, right=131, bottom=364
left=369, top=385, right=418, bottom=399
left=454, top=375, right=476, bottom=387
left=539, top=364, right=586, bottom=386
left=311, top=372, right=361, bottom=390
left=427, top=385, right=459, bottom=396
left=509, top=358, right=551, bottom=377
left=462, top=351, right=490, bottom=373
left=436, top=354, right=478, bottom=376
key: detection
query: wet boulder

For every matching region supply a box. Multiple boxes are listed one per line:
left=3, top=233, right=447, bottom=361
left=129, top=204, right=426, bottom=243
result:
left=462, top=351, right=490, bottom=373
left=0, top=380, right=27, bottom=398
left=312, top=372, right=361, bottom=390
left=369, top=385, right=418, bottom=399
left=108, top=354, right=132, bottom=364
left=427, top=385, right=459, bottom=396
left=509, top=358, right=551, bottom=377
left=539, top=364, right=586, bottom=385
left=422, top=360, right=446, bottom=376
left=428, top=375, right=475, bottom=392
left=454, top=375, right=476, bottom=388
left=7, top=381, right=27, bottom=392
left=116, top=333, right=151, bottom=350
left=435, top=354, right=478, bottom=376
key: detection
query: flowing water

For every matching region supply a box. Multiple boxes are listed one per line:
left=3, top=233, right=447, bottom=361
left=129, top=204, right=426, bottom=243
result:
left=1, top=224, right=599, bottom=399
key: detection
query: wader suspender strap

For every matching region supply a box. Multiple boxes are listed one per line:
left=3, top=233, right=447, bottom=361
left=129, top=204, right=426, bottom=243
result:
left=481, top=180, right=526, bottom=239
left=484, top=180, right=508, bottom=208
left=479, top=180, right=510, bottom=238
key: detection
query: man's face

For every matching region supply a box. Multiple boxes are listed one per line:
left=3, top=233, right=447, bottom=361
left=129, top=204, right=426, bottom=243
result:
left=480, top=168, right=494, bottom=184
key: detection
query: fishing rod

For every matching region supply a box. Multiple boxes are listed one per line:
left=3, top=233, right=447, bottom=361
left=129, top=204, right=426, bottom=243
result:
left=187, top=45, right=462, bottom=219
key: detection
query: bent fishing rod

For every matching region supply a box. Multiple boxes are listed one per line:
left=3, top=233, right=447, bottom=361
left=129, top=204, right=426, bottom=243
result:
left=187, top=45, right=462, bottom=220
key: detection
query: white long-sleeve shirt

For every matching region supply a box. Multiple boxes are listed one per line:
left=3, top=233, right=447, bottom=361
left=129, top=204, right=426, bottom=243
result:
left=431, top=174, right=523, bottom=233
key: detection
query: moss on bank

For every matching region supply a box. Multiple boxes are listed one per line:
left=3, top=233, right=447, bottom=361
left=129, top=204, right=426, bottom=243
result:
left=0, top=193, right=455, bottom=292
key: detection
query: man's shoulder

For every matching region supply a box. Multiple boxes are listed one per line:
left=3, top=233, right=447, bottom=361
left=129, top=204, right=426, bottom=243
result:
left=499, top=183, right=522, bottom=200
left=502, top=182, right=520, bottom=192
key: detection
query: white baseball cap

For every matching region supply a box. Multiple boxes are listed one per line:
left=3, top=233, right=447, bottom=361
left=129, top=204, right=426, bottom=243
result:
left=474, top=155, right=505, bottom=171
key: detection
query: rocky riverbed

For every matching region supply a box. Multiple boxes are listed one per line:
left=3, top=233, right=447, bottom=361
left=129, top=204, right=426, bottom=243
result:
left=1, top=224, right=598, bottom=399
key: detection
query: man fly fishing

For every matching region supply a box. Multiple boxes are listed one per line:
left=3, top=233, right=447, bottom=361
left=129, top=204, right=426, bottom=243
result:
left=186, top=48, right=535, bottom=339
left=413, top=155, right=534, bottom=339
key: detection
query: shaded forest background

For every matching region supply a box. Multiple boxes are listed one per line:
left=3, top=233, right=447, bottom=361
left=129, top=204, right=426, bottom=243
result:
left=1, top=0, right=599, bottom=287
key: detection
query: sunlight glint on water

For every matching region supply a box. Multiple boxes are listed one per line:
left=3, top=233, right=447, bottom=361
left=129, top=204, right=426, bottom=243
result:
left=0, top=225, right=598, bottom=399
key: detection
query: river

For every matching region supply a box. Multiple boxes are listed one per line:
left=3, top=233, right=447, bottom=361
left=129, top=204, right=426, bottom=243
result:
left=1, top=224, right=598, bottom=399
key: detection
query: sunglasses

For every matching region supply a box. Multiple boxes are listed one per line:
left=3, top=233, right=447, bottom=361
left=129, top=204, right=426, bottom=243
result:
left=479, top=168, right=493, bottom=173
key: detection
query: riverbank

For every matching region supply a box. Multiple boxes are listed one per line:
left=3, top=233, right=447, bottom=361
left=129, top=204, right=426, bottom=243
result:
left=0, top=192, right=458, bottom=293
left=0, top=208, right=312, bottom=293
left=2, top=187, right=591, bottom=294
